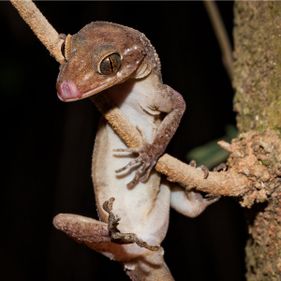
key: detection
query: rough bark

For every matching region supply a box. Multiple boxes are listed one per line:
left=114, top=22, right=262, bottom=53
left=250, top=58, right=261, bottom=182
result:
left=233, top=2, right=281, bottom=280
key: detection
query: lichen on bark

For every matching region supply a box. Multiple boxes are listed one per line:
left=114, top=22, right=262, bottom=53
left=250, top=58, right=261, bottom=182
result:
left=233, top=2, right=281, bottom=280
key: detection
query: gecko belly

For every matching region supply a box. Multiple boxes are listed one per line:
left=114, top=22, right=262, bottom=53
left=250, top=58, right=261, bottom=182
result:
left=91, top=76, right=171, bottom=253
left=92, top=119, right=170, bottom=247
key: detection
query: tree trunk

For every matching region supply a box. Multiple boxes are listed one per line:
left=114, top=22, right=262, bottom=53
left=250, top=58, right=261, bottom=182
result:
left=233, top=2, right=281, bottom=280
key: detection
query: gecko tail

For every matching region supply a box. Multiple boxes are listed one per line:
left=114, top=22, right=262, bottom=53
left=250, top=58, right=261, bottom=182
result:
left=53, top=213, right=130, bottom=261
left=53, top=213, right=110, bottom=244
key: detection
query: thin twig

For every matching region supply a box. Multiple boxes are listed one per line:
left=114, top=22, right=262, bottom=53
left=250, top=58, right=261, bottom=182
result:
left=204, top=0, right=233, bottom=80
left=10, top=0, right=65, bottom=64
left=10, top=0, right=251, bottom=197
left=156, top=154, right=249, bottom=197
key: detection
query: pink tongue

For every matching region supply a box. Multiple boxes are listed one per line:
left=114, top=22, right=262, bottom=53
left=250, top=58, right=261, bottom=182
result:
left=57, top=80, right=82, bottom=101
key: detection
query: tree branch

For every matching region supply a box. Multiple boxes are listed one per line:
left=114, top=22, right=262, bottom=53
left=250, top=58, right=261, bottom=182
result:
left=203, top=0, right=233, bottom=80
left=156, top=154, right=249, bottom=197
left=10, top=0, right=65, bottom=64
left=10, top=0, right=251, bottom=198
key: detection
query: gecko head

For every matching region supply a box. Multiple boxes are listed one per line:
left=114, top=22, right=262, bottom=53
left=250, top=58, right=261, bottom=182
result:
left=56, top=21, right=150, bottom=102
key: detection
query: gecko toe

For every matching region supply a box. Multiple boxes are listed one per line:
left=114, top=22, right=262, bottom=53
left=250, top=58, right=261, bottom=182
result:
left=115, top=159, right=141, bottom=174
left=113, top=147, right=140, bottom=155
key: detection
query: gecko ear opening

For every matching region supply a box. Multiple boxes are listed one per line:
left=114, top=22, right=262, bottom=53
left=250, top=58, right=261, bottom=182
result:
left=61, top=34, right=73, bottom=61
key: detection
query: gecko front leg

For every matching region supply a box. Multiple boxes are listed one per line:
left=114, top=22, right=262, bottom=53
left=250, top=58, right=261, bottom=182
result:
left=115, top=85, right=186, bottom=188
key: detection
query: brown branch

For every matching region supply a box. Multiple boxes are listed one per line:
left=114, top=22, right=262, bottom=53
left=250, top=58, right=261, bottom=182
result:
left=10, top=0, right=65, bottom=64
left=10, top=0, right=251, bottom=198
left=203, top=0, right=233, bottom=80
left=156, top=154, right=249, bottom=197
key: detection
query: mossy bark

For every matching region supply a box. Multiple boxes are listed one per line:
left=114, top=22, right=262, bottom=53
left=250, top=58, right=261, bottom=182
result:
left=233, top=2, right=281, bottom=280
left=234, top=1, right=281, bottom=134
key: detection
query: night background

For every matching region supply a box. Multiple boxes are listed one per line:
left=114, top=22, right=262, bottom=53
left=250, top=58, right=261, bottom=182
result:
left=0, top=1, right=246, bottom=280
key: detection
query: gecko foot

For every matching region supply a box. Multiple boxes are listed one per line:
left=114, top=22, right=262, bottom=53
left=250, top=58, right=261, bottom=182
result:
left=103, top=198, right=159, bottom=251
left=114, top=144, right=159, bottom=188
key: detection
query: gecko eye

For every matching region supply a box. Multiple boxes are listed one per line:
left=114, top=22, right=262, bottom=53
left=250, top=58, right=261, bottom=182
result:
left=98, top=53, right=121, bottom=75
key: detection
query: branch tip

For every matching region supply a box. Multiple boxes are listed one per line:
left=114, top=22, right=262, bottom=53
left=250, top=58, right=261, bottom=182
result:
left=10, top=0, right=65, bottom=64
left=217, top=140, right=233, bottom=152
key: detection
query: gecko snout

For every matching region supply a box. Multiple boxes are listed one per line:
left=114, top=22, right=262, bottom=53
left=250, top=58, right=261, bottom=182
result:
left=57, top=80, right=82, bottom=102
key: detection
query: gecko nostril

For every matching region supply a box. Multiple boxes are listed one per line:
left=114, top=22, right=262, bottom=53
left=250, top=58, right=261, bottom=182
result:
left=57, top=80, right=82, bottom=101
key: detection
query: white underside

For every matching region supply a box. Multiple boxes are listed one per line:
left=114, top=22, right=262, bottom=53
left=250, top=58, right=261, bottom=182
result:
left=92, top=75, right=170, bottom=252
left=91, top=74, right=211, bottom=258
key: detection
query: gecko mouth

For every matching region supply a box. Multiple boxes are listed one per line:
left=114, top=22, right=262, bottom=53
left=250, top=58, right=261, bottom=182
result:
left=57, top=80, right=83, bottom=101
left=56, top=74, right=127, bottom=102
left=57, top=80, right=108, bottom=102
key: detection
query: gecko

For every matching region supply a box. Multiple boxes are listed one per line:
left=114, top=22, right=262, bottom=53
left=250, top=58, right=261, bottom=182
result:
left=53, top=21, right=217, bottom=281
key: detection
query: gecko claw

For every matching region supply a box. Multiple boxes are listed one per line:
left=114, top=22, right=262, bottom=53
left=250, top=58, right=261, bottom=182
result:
left=115, top=159, right=141, bottom=174
left=127, top=178, right=139, bottom=189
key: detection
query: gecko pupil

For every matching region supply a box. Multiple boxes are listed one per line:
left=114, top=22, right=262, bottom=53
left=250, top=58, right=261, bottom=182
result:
left=99, top=53, right=121, bottom=75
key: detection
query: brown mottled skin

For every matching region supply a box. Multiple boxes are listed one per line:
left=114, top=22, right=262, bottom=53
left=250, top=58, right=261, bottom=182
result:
left=53, top=21, right=216, bottom=281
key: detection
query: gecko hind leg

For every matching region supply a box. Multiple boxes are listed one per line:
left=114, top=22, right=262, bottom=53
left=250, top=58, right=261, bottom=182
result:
left=103, top=198, right=159, bottom=251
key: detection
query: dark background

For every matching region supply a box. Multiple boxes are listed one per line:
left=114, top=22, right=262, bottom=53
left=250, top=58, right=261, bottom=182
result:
left=1, top=1, right=246, bottom=281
